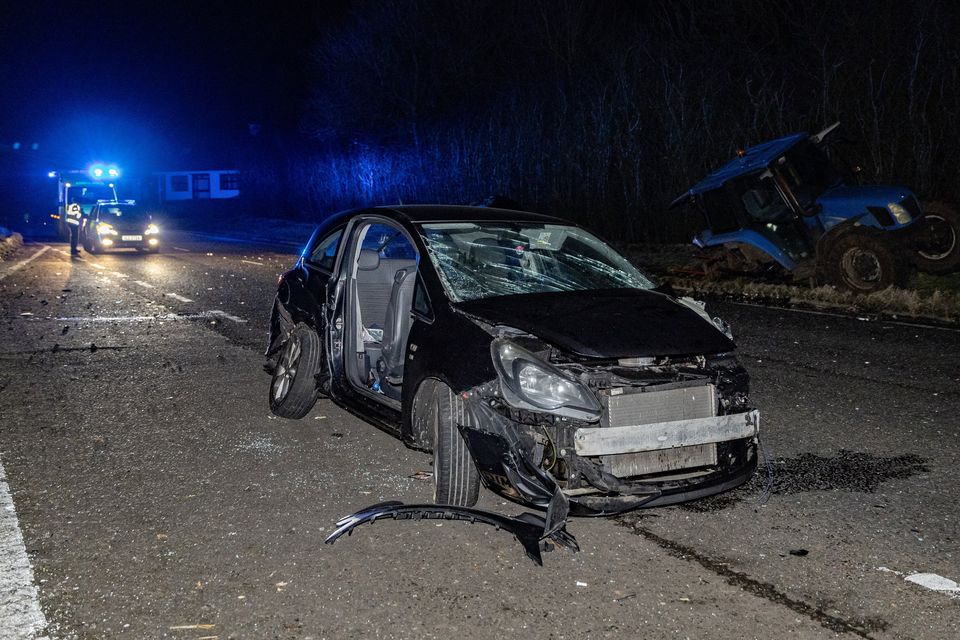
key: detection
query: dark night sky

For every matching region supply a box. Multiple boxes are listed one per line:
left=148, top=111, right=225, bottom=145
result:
left=0, top=1, right=342, bottom=173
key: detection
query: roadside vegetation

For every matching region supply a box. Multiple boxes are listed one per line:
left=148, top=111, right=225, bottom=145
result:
left=623, top=244, right=960, bottom=324
left=0, top=228, right=24, bottom=262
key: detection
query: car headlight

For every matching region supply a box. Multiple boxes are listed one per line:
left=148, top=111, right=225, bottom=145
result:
left=887, top=202, right=911, bottom=225
left=145, top=223, right=160, bottom=235
left=96, top=222, right=117, bottom=235
left=491, top=339, right=601, bottom=421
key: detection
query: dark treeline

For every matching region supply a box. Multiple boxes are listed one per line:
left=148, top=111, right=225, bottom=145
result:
left=245, top=0, right=960, bottom=243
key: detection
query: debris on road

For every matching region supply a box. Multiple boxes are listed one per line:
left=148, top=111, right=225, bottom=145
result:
left=408, top=470, right=432, bottom=481
left=168, top=623, right=216, bottom=630
left=325, top=501, right=579, bottom=566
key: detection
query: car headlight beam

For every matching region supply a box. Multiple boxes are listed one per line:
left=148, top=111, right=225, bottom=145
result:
left=145, top=223, right=160, bottom=235
left=96, top=222, right=118, bottom=235
left=492, top=339, right=601, bottom=421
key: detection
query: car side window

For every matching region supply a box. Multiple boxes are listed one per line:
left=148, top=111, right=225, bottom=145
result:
left=308, top=227, right=344, bottom=271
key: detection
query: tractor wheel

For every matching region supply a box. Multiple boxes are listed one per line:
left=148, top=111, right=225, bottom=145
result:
left=822, top=229, right=908, bottom=293
left=913, top=202, right=960, bottom=274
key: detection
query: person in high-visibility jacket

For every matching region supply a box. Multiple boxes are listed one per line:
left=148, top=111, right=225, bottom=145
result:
left=65, top=202, right=83, bottom=255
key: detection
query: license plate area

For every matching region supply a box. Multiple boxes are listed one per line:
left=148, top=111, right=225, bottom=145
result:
left=121, top=235, right=143, bottom=241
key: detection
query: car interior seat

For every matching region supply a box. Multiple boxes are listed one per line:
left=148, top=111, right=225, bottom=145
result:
left=377, top=266, right=417, bottom=393
left=353, top=247, right=416, bottom=396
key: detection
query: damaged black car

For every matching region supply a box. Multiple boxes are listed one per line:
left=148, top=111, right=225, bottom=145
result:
left=265, top=205, right=759, bottom=525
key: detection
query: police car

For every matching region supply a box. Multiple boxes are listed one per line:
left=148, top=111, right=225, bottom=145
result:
left=81, top=200, right=161, bottom=253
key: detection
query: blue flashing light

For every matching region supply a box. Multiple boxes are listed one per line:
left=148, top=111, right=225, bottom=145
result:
left=88, top=163, right=121, bottom=180
left=48, top=171, right=57, bottom=178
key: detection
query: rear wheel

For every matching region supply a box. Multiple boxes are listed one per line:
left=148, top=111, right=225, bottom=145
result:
left=822, top=229, right=907, bottom=293
left=914, top=203, right=960, bottom=274
left=418, top=380, right=480, bottom=506
left=269, top=323, right=322, bottom=419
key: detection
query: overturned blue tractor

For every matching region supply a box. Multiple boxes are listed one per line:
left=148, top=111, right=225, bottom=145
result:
left=670, top=123, right=959, bottom=293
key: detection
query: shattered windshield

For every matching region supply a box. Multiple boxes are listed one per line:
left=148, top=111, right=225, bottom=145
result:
left=419, top=222, right=654, bottom=302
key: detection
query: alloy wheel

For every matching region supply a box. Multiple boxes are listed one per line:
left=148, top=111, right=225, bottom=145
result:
left=272, top=335, right=302, bottom=402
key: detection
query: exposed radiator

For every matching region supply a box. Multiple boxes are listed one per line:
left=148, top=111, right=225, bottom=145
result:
left=600, top=383, right=718, bottom=478
left=603, top=383, right=717, bottom=428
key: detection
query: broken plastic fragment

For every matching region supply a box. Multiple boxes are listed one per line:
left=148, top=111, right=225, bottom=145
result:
left=324, top=501, right=579, bottom=566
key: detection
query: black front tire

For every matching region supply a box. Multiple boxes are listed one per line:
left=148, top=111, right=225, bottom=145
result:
left=914, top=203, right=960, bottom=274
left=269, top=323, right=322, bottom=419
left=822, top=229, right=907, bottom=293
left=425, top=381, right=480, bottom=507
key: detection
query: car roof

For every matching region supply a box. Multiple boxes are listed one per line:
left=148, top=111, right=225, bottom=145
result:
left=670, top=132, right=808, bottom=206
left=309, top=205, right=574, bottom=243
left=375, top=204, right=566, bottom=224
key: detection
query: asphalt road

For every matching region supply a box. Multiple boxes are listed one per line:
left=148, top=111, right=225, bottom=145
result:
left=1, top=235, right=958, bottom=640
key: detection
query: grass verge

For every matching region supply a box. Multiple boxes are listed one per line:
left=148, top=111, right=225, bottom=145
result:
left=0, top=230, right=24, bottom=262
left=622, top=244, right=960, bottom=325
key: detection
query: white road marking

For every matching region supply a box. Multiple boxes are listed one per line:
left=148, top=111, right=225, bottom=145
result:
left=0, top=245, right=51, bottom=281
left=172, top=246, right=190, bottom=252
left=89, top=263, right=106, bottom=270
left=165, top=293, right=194, bottom=303
left=208, top=310, right=247, bottom=323
left=878, top=567, right=960, bottom=599
left=46, top=314, right=187, bottom=322
left=111, top=272, right=129, bottom=278
left=132, top=280, right=154, bottom=289
left=0, top=459, right=49, bottom=639
left=240, top=260, right=263, bottom=266
left=18, top=311, right=247, bottom=323
left=52, top=248, right=84, bottom=261
left=905, top=573, right=960, bottom=598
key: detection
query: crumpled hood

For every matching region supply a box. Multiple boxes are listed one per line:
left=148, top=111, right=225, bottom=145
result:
left=816, top=184, right=915, bottom=219
left=455, top=289, right=735, bottom=359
